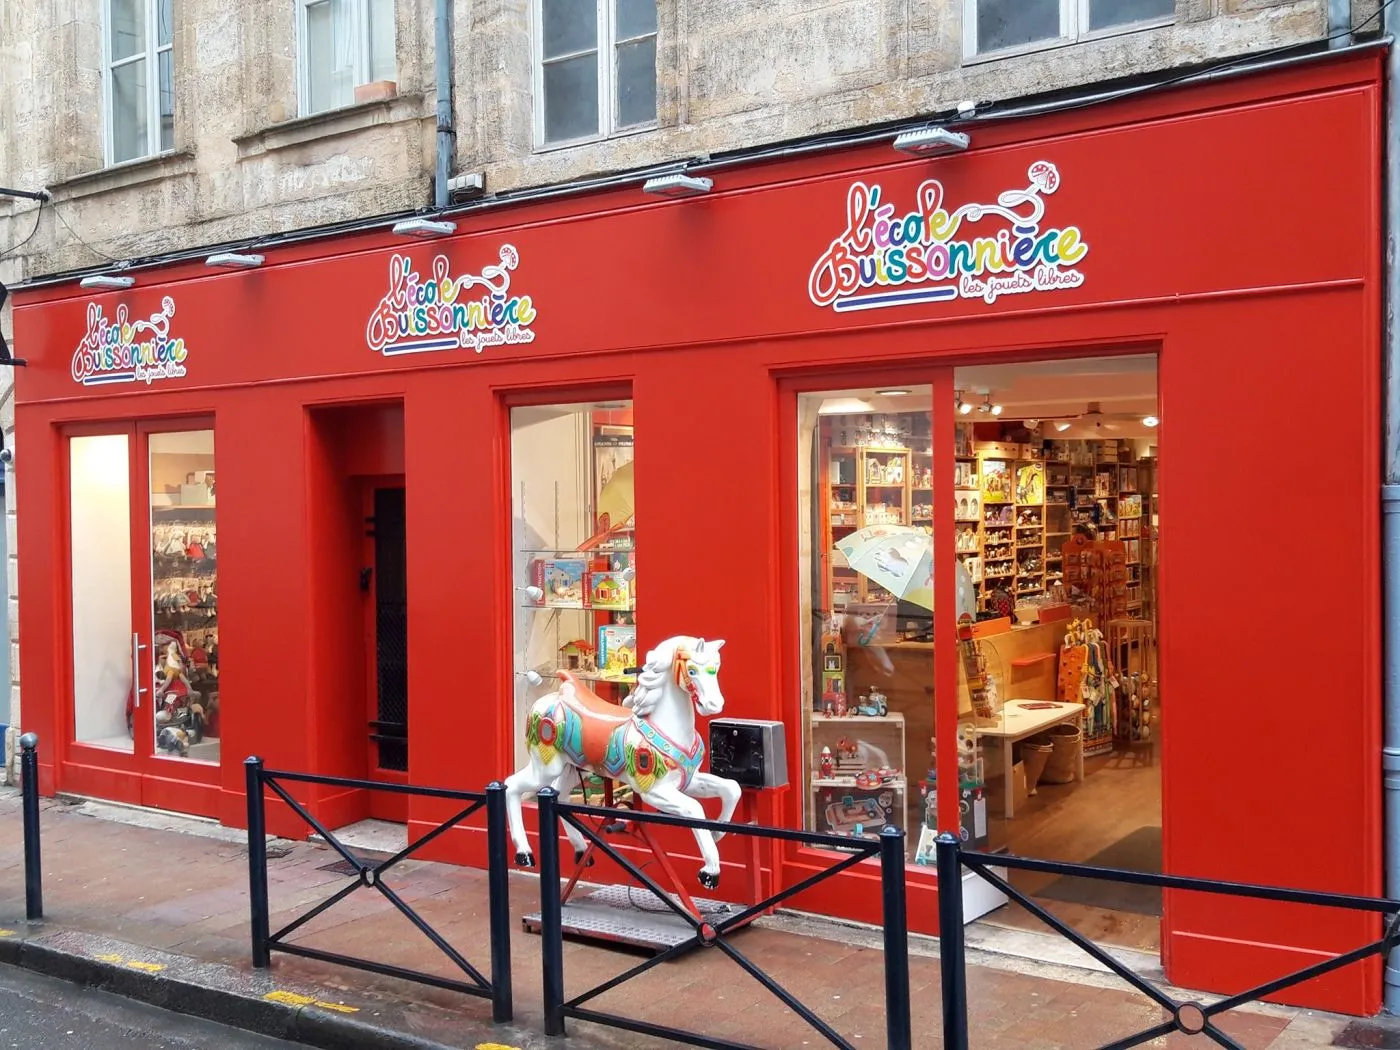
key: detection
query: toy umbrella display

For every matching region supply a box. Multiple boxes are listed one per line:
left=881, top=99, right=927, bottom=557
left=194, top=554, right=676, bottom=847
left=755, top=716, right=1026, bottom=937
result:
left=834, top=524, right=976, bottom=617
left=580, top=459, right=635, bottom=550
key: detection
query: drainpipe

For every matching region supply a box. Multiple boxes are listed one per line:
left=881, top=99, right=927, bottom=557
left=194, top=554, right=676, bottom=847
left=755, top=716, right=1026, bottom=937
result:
left=1330, top=0, right=1353, bottom=48
left=433, top=0, right=455, bottom=209
left=1383, top=0, right=1400, bottom=1016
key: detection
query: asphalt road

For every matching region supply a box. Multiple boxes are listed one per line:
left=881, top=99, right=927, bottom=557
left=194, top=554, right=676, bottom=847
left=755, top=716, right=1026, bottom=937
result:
left=0, top=962, right=300, bottom=1048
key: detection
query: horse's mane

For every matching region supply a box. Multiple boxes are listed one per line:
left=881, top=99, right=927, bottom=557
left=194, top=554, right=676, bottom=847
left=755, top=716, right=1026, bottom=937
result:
left=625, top=636, right=690, bottom=717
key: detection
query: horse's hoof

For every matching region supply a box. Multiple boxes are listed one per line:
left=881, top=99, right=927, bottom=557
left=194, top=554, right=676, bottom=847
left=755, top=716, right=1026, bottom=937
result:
left=573, top=849, right=595, bottom=867
left=515, top=851, right=536, bottom=868
left=698, top=870, right=720, bottom=891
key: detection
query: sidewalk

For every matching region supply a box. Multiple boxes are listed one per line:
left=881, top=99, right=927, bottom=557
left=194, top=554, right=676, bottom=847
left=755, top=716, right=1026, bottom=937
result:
left=0, top=790, right=1387, bottom=1050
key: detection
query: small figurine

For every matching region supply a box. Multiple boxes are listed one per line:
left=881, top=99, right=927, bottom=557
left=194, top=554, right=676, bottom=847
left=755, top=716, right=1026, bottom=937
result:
left=819, top=746, right=834, bottom=779
left=833, top=692, right=847, bottom=717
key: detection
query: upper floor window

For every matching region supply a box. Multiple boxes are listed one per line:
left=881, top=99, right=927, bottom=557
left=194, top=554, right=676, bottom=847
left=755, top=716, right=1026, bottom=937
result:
left=298, top=0, right=398, bottom=116
left=965, top=0, right=1173, bottom=58
left=104, top=0, right=174, bottom=165
left=535, top=0, right=657, bottom=148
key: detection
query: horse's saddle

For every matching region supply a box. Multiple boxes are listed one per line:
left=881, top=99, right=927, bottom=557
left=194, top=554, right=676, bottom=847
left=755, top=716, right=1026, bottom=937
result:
left=556, top=671, right=633, bottom=771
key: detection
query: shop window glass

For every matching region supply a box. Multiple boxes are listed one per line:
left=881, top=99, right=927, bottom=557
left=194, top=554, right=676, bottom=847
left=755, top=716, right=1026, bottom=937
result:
left=1088, top=0, right=1173, bottom=31
left=149, top=430, right=219, bottom=764
left=70, top=435, right=135, bottom=752
left=798, top=387, right=934, bottom=864
left=511, top=400, right=637, bottom=784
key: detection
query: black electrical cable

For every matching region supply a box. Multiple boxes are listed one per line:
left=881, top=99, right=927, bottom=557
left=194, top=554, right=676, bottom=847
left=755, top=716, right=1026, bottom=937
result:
left=0, top=198, right=44, bottom=261
left=51, top=203, right=120, bottom=263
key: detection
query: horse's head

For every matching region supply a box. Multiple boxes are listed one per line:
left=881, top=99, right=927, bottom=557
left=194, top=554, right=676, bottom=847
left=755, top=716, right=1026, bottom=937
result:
left=629, top=635, right=726, bottom=719
left=672, top=638, right=726, bottom=716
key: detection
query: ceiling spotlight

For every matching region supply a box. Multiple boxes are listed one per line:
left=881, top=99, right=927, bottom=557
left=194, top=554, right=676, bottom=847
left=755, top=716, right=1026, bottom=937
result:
left=892, top=126, right=971, bottom=157
left=392, top=217, right=456, bottom=238
left=954, top=391, right=973, bottom=415
left=205, top=252, right=264, bottom=269
left=978, top=395, right=1002, bottom=416
left=1055, top=421, right=1072, bottom=432
left=642, top=173, right=714, bottom=198
left=1142, top=415, right=1160, bottom=427
left=1025, top=419, right=1040, bottom=428
left=79, top=274, right=135, bottom=289
left=876, top=388, right=910, bottom=397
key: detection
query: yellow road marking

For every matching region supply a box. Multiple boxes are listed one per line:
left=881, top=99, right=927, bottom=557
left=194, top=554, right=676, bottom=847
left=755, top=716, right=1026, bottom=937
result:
left=264, top=990, right=316, bottom=1007
left=263, top=990, right=359, bottom=1014
left=126, top=961, right=164, bottom=973
left=95, top=953, right=124, bottom=964
left=476, top=1044, right=523, bottom=1050
left=0, top=929, right=17, bottom=937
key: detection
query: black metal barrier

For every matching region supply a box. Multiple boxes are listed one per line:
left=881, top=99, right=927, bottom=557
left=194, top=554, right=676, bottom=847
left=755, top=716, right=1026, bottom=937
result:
left=936, top=832, right=1400, bottom=1050
left=243, top=757, right=513, bottom=1022
left=535, top=787, right=913, bottom=1050
left=19, top=733, right=40, bottom=920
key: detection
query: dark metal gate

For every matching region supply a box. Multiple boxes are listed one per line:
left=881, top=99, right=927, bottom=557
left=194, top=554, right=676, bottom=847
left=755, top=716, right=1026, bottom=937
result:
left=369, top=486, right=408, bottom=772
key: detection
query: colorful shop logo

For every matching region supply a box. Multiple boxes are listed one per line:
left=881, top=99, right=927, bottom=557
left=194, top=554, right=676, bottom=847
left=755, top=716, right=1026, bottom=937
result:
left=70, top=298, right=189, bottom=387
left=365, top=245, right=538, bottom=357
left=807, top=161, right=1088, bottom=313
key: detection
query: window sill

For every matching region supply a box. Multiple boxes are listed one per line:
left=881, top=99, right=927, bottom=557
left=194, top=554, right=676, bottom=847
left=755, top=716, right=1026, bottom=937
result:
left=533, top=120, right=660, bottom=155
left=48, top=149, right=198, bottom=202
left=235, top=92, right=425, bottom=159
left=963, top=17, right=1173, bottom=66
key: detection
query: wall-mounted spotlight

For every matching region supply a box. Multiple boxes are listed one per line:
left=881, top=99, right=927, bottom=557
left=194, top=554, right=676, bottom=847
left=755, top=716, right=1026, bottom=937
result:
left=1142, top=415, right=1160, bottom=428
left=892, top=126, right=970, bottom=157
left=981, top=396, right=1003, bottom=417
left=391, top=217, right=456, bottom=238
left=642, top=173, right=713, bottom=198
left=205, top=252, right=264, bottom=269
left=954, top=390, right=973, bottom=415
left=79, top=274, right=135, bottom=290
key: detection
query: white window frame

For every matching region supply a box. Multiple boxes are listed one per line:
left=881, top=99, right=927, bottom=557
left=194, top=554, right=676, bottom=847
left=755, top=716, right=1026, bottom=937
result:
left=296, top=0, right=394, bottom=117
left=963, top=0, right=1174, bottom=63
left=532, top=0, right=659, bottom=152
left=101, top=0, right=174, bottom=166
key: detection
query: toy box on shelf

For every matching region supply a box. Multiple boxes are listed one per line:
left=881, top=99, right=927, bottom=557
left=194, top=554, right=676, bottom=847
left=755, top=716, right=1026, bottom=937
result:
left=809, top=704, right=906, bottom=847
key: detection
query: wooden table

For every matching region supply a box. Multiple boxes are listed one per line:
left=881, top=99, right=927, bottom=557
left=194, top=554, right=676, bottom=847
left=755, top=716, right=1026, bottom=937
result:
left=974, top=699, right=1086, bottom=819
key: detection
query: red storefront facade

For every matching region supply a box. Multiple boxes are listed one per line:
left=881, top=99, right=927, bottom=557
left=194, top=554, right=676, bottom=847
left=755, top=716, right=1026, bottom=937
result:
left=11, top=53, right=1385, bottom=1014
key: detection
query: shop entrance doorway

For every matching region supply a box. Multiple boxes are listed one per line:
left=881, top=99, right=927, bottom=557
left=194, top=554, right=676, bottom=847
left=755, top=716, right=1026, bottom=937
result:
left=364, top=483, right=409, bottom=822
left=62, top=421, right=221, bottom=818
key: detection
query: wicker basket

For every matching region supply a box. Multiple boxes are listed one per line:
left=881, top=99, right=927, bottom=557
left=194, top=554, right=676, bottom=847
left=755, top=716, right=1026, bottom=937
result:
left=1021, top=735, right=1054, bottom=795
left=1039, top=723, right=1082, bottom=785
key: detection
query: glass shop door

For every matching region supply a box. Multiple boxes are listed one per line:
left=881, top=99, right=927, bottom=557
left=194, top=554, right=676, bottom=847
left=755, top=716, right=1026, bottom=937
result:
left=64, top=421, right=220, bottom=814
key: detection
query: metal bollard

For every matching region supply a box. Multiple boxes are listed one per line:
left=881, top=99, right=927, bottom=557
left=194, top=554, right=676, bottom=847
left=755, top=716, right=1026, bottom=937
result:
left=879, top=825, right=912, bottom=1050
left=245, top=757, right=270, bottom=969
left=537, top=788, right=566, bottom=1037
left=936, top=832, right=970, bottom=1050
left=19, top=733, right=40, bottom=921
left=485, top=782, right=514, bottom=1023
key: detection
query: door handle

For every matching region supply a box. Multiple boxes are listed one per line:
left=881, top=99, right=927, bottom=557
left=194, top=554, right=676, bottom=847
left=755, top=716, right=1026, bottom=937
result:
left=131, top=633, right=148, bottom=708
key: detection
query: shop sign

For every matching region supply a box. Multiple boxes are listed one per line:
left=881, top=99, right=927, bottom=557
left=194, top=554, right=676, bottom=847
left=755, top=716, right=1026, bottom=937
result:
left=365, top=244, right=537, bottom=357
left=807, top=161, right=1089, bottom=313
left=70, top=298, right=189, bottom=387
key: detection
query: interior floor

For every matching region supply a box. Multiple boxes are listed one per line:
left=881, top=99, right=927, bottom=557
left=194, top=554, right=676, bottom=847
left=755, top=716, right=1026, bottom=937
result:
left=326, top=817, right=409, bottom=853
left=978, top=742, right=1162, bottom=952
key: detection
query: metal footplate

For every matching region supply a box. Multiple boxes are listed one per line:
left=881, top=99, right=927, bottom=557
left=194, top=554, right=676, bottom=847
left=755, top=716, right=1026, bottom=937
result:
left=522, top=884, right=739, bottom=952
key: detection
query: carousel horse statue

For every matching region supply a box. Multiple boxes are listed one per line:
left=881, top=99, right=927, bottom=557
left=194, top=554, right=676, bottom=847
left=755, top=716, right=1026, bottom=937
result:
left=504, top=636, right=741, bottom=890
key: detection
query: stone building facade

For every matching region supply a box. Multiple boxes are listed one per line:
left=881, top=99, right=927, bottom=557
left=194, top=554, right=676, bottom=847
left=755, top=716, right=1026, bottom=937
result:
left=0, top=0, right=1381, bottom=773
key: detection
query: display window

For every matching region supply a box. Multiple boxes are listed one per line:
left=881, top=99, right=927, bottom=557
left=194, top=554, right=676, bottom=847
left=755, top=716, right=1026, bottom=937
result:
left=147, top=430, right=219, bottom=764
left=510, top=398, right=637, bottom=796
left=63, top=421, right=221, bottom=805
left=797, top=385, right=936, bottom=865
